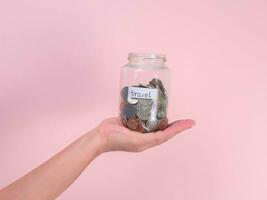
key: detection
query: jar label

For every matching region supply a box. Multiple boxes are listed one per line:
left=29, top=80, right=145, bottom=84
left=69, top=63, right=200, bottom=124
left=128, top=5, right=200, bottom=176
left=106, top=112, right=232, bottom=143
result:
left=128, top=86, right=158, bottom=100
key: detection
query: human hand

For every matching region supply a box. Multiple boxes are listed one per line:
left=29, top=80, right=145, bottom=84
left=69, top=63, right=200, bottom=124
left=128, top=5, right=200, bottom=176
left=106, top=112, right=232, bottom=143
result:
left=95, top=117, right=195, bottom=153
left=0, top=117, right=195, bottom=200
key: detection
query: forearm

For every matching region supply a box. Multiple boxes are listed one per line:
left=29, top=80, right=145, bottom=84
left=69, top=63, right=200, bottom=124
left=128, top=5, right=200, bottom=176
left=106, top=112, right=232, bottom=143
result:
left=0, top=128, right=104, bottom=200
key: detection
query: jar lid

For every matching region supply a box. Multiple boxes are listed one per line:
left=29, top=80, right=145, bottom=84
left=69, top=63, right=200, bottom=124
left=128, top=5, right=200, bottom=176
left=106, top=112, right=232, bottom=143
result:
left=128, top=53, right=166, bottom=61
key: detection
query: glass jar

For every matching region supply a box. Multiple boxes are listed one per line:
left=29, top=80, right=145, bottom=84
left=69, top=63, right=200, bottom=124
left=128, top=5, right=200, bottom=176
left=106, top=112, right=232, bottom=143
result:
left=119, top=53, right=171, bottom=133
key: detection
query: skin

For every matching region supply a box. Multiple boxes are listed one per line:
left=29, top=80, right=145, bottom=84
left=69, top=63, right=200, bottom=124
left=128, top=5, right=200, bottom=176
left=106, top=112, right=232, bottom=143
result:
left=0, top=117, right=195, bottom=200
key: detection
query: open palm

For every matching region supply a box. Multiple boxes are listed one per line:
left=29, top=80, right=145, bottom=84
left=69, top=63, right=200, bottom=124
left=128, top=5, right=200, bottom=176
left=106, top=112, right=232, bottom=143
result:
left=97, top=117, right=195, bottom=152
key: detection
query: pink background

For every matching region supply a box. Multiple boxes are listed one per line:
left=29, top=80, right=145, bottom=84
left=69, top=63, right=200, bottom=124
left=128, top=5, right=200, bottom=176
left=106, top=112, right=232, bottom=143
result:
left=0, top=0, right=267, bottom=199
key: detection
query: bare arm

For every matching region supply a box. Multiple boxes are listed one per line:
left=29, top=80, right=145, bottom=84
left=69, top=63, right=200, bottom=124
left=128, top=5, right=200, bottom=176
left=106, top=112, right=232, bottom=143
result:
left=0, top=117, right=195, bottom=200
left=0, top=129, right=103, bottom=200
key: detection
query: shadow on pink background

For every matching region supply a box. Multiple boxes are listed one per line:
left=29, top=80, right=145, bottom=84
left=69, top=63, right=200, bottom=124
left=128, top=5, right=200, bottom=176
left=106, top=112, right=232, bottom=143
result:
left=0, top=0, right=266, bottom=199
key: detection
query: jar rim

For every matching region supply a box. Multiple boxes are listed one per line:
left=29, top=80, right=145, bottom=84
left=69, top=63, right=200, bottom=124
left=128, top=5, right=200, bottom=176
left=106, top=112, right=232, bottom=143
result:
left=128, top=52, right=166, bottom=60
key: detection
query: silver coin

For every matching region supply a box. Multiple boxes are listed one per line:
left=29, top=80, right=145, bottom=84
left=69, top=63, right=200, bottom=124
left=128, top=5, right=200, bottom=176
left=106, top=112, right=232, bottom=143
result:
left=137, top=110, right=151, bottom=121
left=146, top=118, right=158, bottom=131
left=137, top=103, right=152, bottom=114
left=162, top=97, right=168, bottom=106
left=157, top=102, right=167, bottom=111
left=142, top=124, right=151, bottom=133
left=157, top=89, right=165, bottom=103
left=157, top=109, right=167, bottom=118
left=138, top=84, right=147, bottom=88
left=139, top=99, right=153, bottom=106
left=127, top=96, right=138, bottom=104
left=145, top=84, right=155, bottom=89
left=149, top=78, right=166, bottom=94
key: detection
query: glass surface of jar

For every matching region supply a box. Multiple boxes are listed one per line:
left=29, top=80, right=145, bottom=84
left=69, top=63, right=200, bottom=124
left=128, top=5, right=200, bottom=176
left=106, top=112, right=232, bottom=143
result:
left=119, top=53, right=171, bottom=133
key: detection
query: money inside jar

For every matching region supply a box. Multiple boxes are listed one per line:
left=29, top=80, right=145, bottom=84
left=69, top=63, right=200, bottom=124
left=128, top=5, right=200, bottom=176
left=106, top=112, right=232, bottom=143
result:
left=119, top=78, right=168, bottom=133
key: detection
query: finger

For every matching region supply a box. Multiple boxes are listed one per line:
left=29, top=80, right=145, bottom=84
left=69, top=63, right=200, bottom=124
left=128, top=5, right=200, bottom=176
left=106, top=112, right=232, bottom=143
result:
left=158, top=119, right=195, bottom=142
left=166, top=119, right=194, bottom=128
left=142, top=119, right=195, bottom=148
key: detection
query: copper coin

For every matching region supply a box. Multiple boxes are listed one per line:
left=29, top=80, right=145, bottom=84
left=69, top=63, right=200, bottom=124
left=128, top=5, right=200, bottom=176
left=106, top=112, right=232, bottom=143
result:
left=120, top=116, right=127, bottom=126
left=136, top=119, right=146, bottom=133
left=127, top=118, right=138, bottom=130
left=159, top=118, right=168, bottom=130
left=120, top=111, right=127, bottom=121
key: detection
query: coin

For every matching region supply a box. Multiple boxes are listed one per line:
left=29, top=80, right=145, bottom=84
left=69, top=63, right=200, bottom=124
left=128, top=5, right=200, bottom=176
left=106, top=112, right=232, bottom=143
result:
left=120, top=117, right=127, bottom=126
left=124, top=104, right=137, bottom=119
left=136, top=119, right=146, bottom=133
left=146, top=117, right=158, bottom=131
left=145, top=84, right=155, bottom=89
left=159, top=118, right=168, bottom=130
left=127, top=118, right=138, bottom=130
left=139, top=99, right=153, bottom=106
left=157, top=102, right=167, bottom=118
left=137, top=110, right=151, bottom=121
left=138, top=84, right=147, bottom=88
left=161, top=96, right=168, bottom=106
left=127, top=96, right=139, bottom=104
left=157, top=102, right=167, bottom=110
left=157, top=89, right=166, bottom=104
left=157, top=109, right=167, bottom=118
left=120, top=87, right=128, bottom=100
left=137, top=103, right=152, bottom=114
left=120, top=78, right=168, bottom=133
left=149, top=78, right=166, bottom=94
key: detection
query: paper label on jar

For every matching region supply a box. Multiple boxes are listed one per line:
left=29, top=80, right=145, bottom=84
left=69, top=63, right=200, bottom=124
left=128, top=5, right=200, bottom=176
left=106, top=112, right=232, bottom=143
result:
left=128, top=86, right=158, bottom=100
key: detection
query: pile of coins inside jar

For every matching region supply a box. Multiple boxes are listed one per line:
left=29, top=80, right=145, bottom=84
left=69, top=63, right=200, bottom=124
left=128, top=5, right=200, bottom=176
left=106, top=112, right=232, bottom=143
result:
left=120, top=78, right=168, bottom=133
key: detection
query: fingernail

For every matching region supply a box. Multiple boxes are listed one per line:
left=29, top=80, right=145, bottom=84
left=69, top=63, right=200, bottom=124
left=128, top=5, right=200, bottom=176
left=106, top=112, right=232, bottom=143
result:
left=185, top=119, right=196, bottom=127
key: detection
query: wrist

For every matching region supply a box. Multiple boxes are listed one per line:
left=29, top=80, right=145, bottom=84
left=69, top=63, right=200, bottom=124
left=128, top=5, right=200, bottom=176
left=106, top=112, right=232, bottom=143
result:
left=83, top=128, right=107, bottom=156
